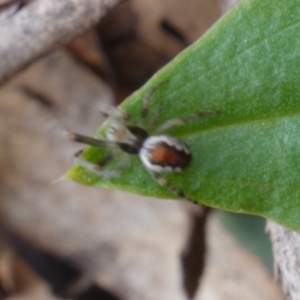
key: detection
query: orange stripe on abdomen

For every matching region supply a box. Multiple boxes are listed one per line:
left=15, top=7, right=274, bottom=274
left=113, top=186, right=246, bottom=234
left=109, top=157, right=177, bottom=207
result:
left=149, top=142, right=191, bottom=168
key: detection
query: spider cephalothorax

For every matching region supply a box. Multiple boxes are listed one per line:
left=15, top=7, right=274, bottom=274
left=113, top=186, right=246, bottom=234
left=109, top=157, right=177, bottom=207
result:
left=64, top=83, right=217, bottom=202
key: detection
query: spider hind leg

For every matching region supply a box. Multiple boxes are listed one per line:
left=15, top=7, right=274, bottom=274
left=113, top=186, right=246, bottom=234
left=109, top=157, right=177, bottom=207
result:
left=151, top=171, right=200, bottom=207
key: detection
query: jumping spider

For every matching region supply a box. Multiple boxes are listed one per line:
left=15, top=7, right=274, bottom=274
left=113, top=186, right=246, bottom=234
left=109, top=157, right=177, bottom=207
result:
left=63, top=83, right=217, bottom=202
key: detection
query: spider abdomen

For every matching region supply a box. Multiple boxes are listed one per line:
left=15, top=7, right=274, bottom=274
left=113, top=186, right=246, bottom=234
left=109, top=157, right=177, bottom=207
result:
left=139, top=136, right=191, bottom=173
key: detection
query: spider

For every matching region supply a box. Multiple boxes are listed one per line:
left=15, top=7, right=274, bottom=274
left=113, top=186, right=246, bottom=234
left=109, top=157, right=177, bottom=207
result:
left=63, top=82, right=217, bottom=202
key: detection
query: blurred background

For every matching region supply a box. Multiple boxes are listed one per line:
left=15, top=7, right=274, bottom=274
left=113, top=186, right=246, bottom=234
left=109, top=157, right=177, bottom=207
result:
left=0, top=0, right=283, bottom=299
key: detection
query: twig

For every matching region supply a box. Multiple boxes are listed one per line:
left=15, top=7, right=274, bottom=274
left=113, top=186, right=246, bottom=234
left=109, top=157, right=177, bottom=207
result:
left=267, top=221, right=300, bottom=300
left=0, top=0, right=120, bottom=85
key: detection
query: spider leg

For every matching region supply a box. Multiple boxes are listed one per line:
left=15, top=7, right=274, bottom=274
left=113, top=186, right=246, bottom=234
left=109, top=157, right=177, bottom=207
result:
left=151, top=171, right=201, bottom=206
left=141, top=81, right=167, bottom=120
left=156, top=110, right=219, bottom=133
left=73, top=149, right=127, bottom=178
left=62, top=128, right=134, bottom=149
left=61, top=130, right=115, bottom=149
left=62, top=128, right=131, bottom=177
left=99, top=104, right=130, bottom=123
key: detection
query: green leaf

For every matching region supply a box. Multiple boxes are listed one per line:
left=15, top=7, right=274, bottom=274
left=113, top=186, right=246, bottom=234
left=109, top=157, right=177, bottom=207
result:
left=65, top=0, right=300, bottom=232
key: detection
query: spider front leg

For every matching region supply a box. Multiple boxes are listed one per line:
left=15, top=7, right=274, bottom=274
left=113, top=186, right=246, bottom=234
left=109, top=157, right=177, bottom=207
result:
left=62, top=130, right=128, bottom=178
left=72, top=150, right=116, bottom=177
left=156, top=110, right=219, bottom=133
left=72, top=149, right=128, bottom=178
